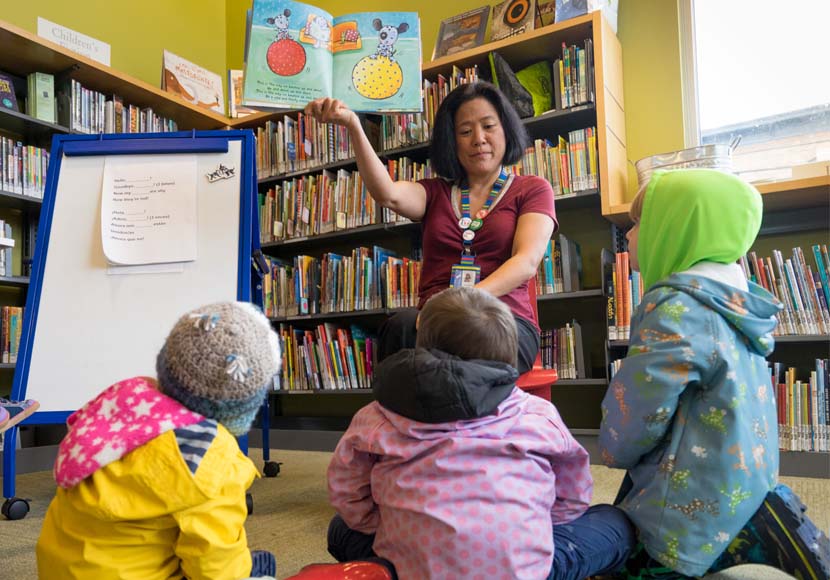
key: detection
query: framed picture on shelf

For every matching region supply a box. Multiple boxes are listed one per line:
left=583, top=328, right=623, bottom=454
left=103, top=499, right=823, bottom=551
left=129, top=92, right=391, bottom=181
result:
left=432, top=6, right=490, bottom=60
left=491, top=0, right=536, bottom=42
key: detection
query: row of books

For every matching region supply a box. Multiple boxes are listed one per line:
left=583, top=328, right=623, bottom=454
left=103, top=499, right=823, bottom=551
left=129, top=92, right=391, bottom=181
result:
left=278, top=323, right=375, bottom=391
left=508, top=129, right=599, bottom=196
left=0, top=220, right=14, bottom=278
left=57, top=78, right=179, bottom=135
left=0, top=69, right=56, bottom=124
left=541, top=321, right=586, bottom=380
left=0, top=306, right=23, bottom=364
left=604, top=248, right=643, bottom=341
left=258, top=166, right=417, bottom=244
left=553, top=39, right=595, bottom=110
left=536, top=233, right=583, bottom=295
left=740, top=245, right=830, bottom=336
left=260, top=248, right=422, bottom=318
left=772, top=360, right=829, bottom=453
left=0, top=137, right=49, bottom=198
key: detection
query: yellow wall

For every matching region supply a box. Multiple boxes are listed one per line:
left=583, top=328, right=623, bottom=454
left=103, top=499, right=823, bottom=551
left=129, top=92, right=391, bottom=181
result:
left=4, top=0, right=686, bottom=202
left=2, top=1, right=228, bottom=91
left=617, top=0, right=685, bottom=199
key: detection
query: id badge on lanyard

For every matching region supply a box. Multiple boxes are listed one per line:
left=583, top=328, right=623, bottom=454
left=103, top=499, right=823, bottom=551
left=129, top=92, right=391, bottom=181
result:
left=449, top=168, right=508, bottom=289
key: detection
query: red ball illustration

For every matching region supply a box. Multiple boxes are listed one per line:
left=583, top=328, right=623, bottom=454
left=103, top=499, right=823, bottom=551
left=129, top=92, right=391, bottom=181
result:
left=266, top=38, right=306, bottom=76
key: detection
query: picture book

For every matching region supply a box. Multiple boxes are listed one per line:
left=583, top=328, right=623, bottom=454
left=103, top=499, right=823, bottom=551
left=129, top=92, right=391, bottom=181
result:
left=228, top=69, right=258, bottom=118
left=491, top=0, right=536, bottom=42
left=161, top=50, right=224, bottom=114
left=243, top=0, right=422, bottom=113
left=432, top=6, right=490, bottom=60
left=0, top=72, right=19, bottom=112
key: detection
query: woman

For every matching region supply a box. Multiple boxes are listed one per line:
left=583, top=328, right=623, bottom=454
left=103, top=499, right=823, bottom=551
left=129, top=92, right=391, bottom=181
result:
left=305, top=81, right=556, bottom=374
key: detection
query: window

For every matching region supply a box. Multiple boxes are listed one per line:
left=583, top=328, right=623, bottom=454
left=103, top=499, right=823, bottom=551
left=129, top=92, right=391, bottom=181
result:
left=681, top=0, right=830, bottom=183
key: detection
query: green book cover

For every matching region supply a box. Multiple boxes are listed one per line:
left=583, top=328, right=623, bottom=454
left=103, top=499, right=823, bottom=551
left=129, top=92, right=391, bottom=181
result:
left=28, top=72, right=55, bottom=123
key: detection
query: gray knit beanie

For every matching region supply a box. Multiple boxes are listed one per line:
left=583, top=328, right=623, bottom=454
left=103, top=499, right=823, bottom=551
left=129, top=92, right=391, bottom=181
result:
left=156, top=301, right=281, bottom=436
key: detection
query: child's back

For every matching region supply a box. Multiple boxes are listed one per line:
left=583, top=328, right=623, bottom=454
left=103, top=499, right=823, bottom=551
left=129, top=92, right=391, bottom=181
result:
left=599, top=169, right=828, bottom=578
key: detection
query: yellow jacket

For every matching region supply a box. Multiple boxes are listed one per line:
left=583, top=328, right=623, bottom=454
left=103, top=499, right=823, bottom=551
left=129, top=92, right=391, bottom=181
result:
left=36, top=421, right=258, bottom=579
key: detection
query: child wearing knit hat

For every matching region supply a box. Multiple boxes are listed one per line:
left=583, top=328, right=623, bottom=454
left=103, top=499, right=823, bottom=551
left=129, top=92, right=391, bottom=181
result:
left=36, top=301, right=281, bottom=580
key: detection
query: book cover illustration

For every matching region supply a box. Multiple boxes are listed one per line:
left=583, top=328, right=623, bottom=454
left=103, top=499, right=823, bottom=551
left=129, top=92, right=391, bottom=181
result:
left=162, top=50, right=224, bottom=114
left=491, top=0, right=536, bottom=42
left=243, top=0, right=421, bottom=113
left=0, top=72, right=19, bottom=112
left=228, top=69, right=258, bottom=118
left=432, top=6, right=490, bottom=60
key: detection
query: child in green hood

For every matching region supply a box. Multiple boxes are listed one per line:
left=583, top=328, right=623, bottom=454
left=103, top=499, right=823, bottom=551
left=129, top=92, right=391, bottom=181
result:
left=598, top=169, right=829, bottom=579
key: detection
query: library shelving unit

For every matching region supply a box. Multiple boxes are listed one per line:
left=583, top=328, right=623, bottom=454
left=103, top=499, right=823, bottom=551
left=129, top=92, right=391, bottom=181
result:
left=606, top=174, right=830, bottom=478
left=241, top=10, right=628, bottom=455
left=0, top=19, right=230, bottom=438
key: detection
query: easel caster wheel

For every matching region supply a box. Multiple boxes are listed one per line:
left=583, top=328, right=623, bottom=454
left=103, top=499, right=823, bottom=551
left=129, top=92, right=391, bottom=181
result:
left=2, top=497, right=30, bottom=520
left=263, top=461, right=281, bottom=478
left=246, top=492, right=254, bottom=515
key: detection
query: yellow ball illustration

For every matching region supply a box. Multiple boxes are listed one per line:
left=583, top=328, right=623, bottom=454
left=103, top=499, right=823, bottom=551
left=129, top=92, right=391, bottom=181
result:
left=352, top=56, right=403, bottom=100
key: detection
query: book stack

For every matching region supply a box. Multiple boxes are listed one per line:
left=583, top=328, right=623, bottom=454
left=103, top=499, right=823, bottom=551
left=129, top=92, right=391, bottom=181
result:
left=0, top=137, right=49, bottom=198
left=536, top=234, right=582, bottom=295
left=509, top=129, right=599, bottom=196
left=540, top=321, right=585, bottom=379
left=740, top=245, right=830, bottom=336
left=603, top=247, right=643, bottom=341
left=278, top=322, right=376, bottom=391
left=0, top=220, right=13, bottom=277
left=552, top=40, right=594, bottom=110
left=772, top=360, right=829, bottom=453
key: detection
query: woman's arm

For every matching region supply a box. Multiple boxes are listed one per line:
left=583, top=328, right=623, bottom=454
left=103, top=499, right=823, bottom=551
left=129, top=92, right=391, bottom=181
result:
left=476, top=211, right=555, bottom=297
left=305, top=98, right=427, bottom=221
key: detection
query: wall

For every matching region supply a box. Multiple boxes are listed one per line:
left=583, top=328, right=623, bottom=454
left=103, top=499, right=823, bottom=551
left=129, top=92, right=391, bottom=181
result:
left=2, top=1, right=228, bottom=91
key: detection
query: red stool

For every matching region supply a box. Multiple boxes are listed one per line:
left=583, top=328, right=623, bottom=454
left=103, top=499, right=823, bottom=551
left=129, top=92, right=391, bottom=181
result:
left=284, top=561, right=394, bottom=580
left=514, top=277, right=557, bottom=401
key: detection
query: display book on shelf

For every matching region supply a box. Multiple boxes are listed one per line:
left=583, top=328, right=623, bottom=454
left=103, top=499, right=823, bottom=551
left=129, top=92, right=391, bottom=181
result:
left=0, top=18, right=236, bottom=400
left=249, top=10, right=625, bottom=426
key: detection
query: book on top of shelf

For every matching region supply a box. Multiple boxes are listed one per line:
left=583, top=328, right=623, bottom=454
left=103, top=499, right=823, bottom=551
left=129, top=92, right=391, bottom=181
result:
left=432, top=6, right=490, bottom=60
left=161, top=50, right=224, bottom=114
left=490, top=0, right=536, bottom=43
left=0, top=72, right=19, bottom=112
left=243, top=0, right=422, bottom=113
left=228, top=69, right=258, bottom=118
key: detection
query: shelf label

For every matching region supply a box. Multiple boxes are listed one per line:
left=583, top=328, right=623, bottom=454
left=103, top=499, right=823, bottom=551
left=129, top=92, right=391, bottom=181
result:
left=37, top=18, right=111, bottom=66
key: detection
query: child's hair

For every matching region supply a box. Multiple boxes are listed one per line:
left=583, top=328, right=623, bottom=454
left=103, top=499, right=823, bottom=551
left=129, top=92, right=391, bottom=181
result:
left=629, top=182, right=648, bottom=223
left=416, top=287, right=518, bottom=368
left=156, top=301, right=281, bottom=436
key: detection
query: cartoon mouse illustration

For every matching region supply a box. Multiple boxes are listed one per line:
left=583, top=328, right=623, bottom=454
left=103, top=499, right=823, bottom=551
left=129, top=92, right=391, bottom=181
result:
left=266, top=9, right=292, bottom=41
left=371, top=19, right=409, bottom=62
left=305, top=15, right=331, bottom=49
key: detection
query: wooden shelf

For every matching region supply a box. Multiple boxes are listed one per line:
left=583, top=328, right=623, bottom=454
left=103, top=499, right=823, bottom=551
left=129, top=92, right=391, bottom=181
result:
left=262, top=220, right=419, bottom=252
left=0, top=189, right=43, bottom=210
left=779, top=450, right=830, bottom=479
left=774, top=334, right=830, bottom=343
left=270, top=306, right=411, bottom=323
left=556, top=379, right=608, bottom=387
left=0, top=276, right=30, bottom=288
left=0, top=107, right=71, bottom=145
left=0, top=362, right=15, bottom=370
left=538, top=289, right=604, bottom=302
left=0, top=19, right=230, bottom=131
left=272, top=388, right=372, bottom=395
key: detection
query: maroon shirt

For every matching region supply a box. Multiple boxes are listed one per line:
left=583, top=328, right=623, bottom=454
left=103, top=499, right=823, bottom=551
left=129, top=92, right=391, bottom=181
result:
left=416, top=174, right=557, bottom=327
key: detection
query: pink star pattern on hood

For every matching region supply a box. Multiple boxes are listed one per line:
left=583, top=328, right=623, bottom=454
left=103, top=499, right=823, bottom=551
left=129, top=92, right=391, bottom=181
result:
left=54, top=376, right=204, bottom=488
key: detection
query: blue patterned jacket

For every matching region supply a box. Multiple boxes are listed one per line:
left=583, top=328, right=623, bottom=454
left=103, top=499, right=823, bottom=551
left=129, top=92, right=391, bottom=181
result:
left=599, top=273, right=781, bottom=576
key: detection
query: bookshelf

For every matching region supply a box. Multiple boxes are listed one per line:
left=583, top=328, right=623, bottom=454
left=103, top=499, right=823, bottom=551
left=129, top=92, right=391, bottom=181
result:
left=0, top=18, right=232, bottom=393
left=247, top=11, right=627, bottom=454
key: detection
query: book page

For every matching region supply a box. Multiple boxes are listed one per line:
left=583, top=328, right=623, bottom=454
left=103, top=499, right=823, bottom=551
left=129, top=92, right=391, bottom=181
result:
left=162, top=50, right=224, bottom=114
left=243, top=0, right=333, bottom=110
left=332, top=12, right=422, bottom=113
left=101, top=155, right=197, bottom=266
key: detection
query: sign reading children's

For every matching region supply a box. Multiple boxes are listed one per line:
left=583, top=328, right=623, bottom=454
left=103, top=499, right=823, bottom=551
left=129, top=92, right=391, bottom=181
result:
left=101, top=156, right=197, bottom=266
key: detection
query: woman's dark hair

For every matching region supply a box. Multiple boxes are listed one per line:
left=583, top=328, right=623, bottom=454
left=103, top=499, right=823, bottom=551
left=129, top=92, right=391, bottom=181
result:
left=429, top=81, right=529, bottom=182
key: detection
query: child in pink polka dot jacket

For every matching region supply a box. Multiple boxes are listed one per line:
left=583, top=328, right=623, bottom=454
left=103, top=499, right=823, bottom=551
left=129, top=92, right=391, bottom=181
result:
left=326, top=287, right=635, bottom=580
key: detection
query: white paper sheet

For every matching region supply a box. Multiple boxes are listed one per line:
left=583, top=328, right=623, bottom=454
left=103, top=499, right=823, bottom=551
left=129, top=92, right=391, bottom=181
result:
left=101, top=155, right=197, bottom=265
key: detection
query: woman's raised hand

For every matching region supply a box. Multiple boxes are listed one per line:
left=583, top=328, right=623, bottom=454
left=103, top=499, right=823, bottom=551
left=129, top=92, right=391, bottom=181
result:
left=304, top=98, right=358, bottom=128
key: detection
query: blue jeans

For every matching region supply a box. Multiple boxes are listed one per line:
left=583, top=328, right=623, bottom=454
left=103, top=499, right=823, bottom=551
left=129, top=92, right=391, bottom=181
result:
left=328, top=504, right=634, bottom=580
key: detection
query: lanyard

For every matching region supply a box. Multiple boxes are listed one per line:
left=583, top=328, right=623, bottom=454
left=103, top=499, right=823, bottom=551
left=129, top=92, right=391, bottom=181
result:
left=458, top=167, right=508, bottom=263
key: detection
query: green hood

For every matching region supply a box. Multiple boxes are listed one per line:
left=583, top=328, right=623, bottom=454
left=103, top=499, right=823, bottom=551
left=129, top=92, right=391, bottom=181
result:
left=638, top=169, right=763, bottom=291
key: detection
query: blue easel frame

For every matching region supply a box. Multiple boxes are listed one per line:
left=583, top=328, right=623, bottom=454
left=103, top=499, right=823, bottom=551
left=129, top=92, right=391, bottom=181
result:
left=2, top=129, right=266, bottom=503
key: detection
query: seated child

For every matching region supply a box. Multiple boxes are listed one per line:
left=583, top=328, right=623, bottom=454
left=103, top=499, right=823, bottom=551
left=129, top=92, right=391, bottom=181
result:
left=36, top=301, right=281, bottom=580
left=599, top=169, right=830, bottom=578
left=326, top=286, right=635, bottom=580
